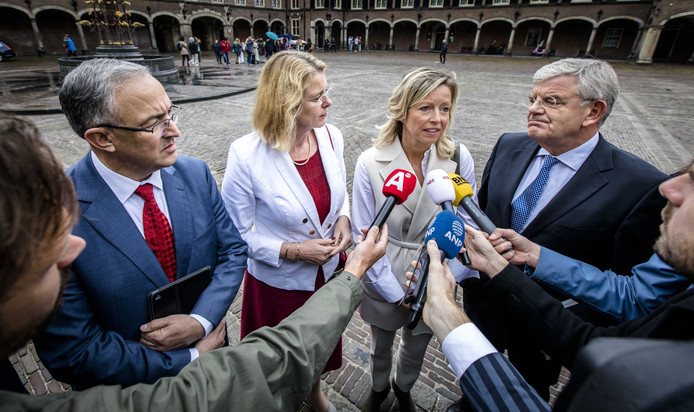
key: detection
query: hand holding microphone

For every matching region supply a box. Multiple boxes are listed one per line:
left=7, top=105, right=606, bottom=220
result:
left=368, top=169, right=417, bottom=236
left=405, top=210, right=464, bottom=329
left=448, top=173, right=512, bottom=256
left=426, top=169, right=471, bottom=265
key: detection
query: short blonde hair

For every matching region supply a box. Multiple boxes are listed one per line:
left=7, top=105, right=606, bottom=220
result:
left=252, top=51, right=326, bottom=152
left=374, top=67, right=459, bottom=159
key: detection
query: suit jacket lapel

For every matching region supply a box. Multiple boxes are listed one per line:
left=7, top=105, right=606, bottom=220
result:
left=161, top=165, right=193, bottom=278
left=523, top=135, right=611, bottom=237
left=76, top=154, right=169, bottom=287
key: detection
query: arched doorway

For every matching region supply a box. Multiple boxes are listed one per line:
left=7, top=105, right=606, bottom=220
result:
left=154, top=15, right=179, bottom=53
left=654, top=17, right=694, bottom=63
left=0, top=7, right=34, bottom=55
left=36, top=9, right=78, bottom=54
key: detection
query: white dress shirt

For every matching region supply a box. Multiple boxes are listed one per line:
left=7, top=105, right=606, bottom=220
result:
left=511, top=133, right=600, bottom=232
left=90, top=151, right=211, bottom=360
left=442, top=323, right=498, bottom=379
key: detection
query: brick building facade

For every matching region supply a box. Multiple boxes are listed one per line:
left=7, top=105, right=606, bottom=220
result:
left=0, top=0, right=692, bottom=63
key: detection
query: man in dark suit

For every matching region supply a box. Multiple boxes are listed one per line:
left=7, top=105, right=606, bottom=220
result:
left=460, top=58, right=668, bottom=402
left=416, top=158, right=694, bottom=409
left=33, top=59, right=248, bottom=389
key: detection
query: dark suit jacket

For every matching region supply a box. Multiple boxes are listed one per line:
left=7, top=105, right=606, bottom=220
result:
left=460, top=352, right=549, bottom=412
left=478, top=132, right=667, bottom=275
left=34, top=154, right=248, bottom=388
left=469, top=133, right=668, bottom=339
left=490, top=264, right=694, bottom=368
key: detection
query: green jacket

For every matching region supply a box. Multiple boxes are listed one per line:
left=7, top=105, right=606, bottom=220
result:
left=0, top=271, right=362, bottom=411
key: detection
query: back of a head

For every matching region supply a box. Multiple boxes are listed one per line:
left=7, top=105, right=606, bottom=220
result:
left=60, top=58, right=151, bottom=139
left=0, top=114, right=77, bottom=294
left=533, top=58, right=619, bottom=125
left=252, top=50, right=326, bottom=151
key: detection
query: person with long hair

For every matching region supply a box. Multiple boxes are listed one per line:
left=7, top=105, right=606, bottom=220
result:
left=351, top=67, right=479, bottom=412
left=221, top=50, right=352, bottom=412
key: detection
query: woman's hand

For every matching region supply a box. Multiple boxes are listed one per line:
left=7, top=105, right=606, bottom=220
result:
left=330, top=215, right=354, bottom=256
left=296, top=238, right=335, bottom=266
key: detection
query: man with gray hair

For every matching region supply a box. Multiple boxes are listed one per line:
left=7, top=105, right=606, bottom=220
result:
left=33, top=58, right=248, bottom=389
left=455, top=58, right=668, bottom=407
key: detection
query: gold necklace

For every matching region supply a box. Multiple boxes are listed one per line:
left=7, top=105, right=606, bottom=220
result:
left=292, top=131, right=312, bottom=166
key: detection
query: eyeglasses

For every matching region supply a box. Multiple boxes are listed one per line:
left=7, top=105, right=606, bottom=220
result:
left=306, top=88, right=331, bottom=105
left=524, top=96, right=592, bottom=110
left=96, top=105, right=181, bottom=138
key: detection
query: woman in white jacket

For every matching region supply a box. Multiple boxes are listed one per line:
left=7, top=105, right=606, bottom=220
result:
left=221, top=51, right=351, bottom=412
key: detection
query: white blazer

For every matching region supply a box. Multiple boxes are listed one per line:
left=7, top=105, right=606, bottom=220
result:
left=221, top=124, right=350, bottom=291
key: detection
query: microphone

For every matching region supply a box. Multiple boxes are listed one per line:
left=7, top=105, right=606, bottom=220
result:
left=425, top=169, right=455, bottom=213
left=369, top=169, right=417, bottom=231
left=405, top=210, right=464, bottom=329
left=448, top=173, right=497, bottom=235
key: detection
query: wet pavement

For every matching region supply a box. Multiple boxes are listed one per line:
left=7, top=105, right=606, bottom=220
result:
left=3, top=51, right=694, bottom=411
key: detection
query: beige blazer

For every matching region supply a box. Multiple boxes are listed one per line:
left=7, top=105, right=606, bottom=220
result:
left=357, top=138, right=456, bottom=333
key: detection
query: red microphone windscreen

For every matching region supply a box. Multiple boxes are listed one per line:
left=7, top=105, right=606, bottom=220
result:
left=382, top=169, right=417, bottom=205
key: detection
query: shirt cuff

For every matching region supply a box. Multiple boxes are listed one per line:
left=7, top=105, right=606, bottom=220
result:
left=190, top=314, right=213, bottom=338
left=189, top=347, right=199, bottom=362
left=442, top=323, right=498, bottom=379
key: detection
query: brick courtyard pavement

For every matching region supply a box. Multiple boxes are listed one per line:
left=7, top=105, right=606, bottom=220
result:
left=2, top=51, right=693, bottom=411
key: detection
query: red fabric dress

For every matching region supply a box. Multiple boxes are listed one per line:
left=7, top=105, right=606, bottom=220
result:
left=240, top=147, right=342, bottom=372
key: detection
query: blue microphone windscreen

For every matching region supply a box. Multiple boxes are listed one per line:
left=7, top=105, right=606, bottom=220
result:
left=424, top=210, right=465, bottom=260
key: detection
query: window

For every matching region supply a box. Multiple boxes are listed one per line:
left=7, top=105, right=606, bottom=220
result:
left=492, top=0, right=509, bottom=5
left=429, top=0, right=443, bottom=7
left=351, top=0, right=362, bottom=9
left=234, top=0, right=245, bottom=4
left=375, top=0, right=387, bottom=9
left=316, top=0, right=325, bottom=7
left=334, top=0, right=341, bottom=8
left=291, top=18, right=300, bottom=35
left=459, top=0, right=474, bottom=6
left=602, top=28, right=622, bottom=48
left=291, top=0, right=300, bottom=8
left=401, top=0, right=414, bottom=8
left=255, top=0, right=264, bottom=5
left=529, top=0, right=548, bottom=4
left=272, top=0, right=281, bottom=7
left=525, top=28, right=542, bottom=46
left=211, top=0, right=224, bottom=3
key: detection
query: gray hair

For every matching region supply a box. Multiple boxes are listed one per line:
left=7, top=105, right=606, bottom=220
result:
left=59, top=58, right=151, bottom=138
left=533, top=58, right=619, bottom=125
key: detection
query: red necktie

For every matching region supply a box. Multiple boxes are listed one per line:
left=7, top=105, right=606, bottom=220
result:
left=134, top=184, right=177, bottom=282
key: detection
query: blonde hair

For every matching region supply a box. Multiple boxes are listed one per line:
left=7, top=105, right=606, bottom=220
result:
left=252, top=50, right=326, bottom=152
left=374, top=67, right=459, bottom=159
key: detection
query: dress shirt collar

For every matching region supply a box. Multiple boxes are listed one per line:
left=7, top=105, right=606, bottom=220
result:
left=90, top=151, right=164, bottom=205
left=536, top=132, right=599, bottom=171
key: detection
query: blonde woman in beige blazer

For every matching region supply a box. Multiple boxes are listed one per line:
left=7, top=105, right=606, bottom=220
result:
left=351, top=68, right=479, bottom=412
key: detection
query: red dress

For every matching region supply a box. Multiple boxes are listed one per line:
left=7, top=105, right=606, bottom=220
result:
left=240, top=147, right=342, bottom=371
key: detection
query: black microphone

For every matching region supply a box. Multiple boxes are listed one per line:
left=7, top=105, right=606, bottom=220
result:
left=369, top=169, right=417, bottom=231
left=405, top=210, right=465, bottom=329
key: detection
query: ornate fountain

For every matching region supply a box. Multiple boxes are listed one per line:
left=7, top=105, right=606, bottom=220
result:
left=59, top=0, right=177, bottom=81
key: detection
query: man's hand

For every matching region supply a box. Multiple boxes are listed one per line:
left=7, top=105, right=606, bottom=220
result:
left=140, top=314, right=205, bottom=351
left=488, top=228, right=541, bottom=268
left=194, top=320, right=226, bottom=356
left=343, top=224, right=388, bottom=279
left=463, top=225, right=509, bottom=278
left=418, top=240, right=471, bottom=342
